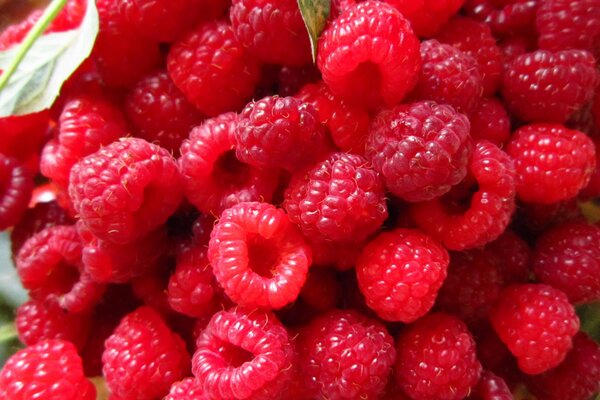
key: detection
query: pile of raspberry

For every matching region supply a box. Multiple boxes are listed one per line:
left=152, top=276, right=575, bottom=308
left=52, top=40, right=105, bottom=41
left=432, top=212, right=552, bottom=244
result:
left=1, top=0, right=600, bottom=399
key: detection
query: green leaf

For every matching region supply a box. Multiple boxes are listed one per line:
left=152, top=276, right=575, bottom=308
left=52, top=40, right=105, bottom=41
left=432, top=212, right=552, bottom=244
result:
left=0, top=323, right=16, bottom=343
left=297, top=0, right=331, bottom=63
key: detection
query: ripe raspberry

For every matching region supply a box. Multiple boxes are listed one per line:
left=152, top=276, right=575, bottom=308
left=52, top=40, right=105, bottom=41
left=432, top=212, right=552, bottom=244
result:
left=464, top=0, right=539, bottom=38
left=126, top=71, right=203, bottom=155
left=356, top=228, right=449, bottom=322
left=180, top=112, right=279, bottom=215
left=469, top=370, right=513, bottom=400
left=235, top=96, right=330, bottom=172
left=0, top=155, right=33, bottom=230
left=297, top=268, right=341, bottom=312
left=168, top=21, right=261, bottom=117
left=330, top=0, right=358, bottom=19
left=434, top=17, right=504, bottom=96
left=0, top=111, right=49, bottom=174
left=507, top=123, right=596, bottom=204
left=501, top=50, right=598, bottom=123
left=208, top=202, right=311, bottom=309
left=413, top=40, right=483, bottom=113
left=193, top=308, right=295, bottom=400
left=468, top=97, right=511, bottom=147
left=165, top=378, right=208, bottom=400
left=490, top=284, right=580, bottom=374
left=514, top=198, right=583, bottom=236
left=527, top=332, right=600, bottom=400
left=308, top=237, right=362, bottom=271
left=69, top=138, right=183, bottom=244
left=499, top=34, right=537, bottom=63
left=297, top=309, right=396, bottom=399
left=103, top=306, right=190, bottom=400
left=283, top=152, right=387, bottom=243
left=0, top=340, right=95, bottom=400
left=366, top=101, right=472, bottom=202
left=411, top=140, right=516, bottom=250
left=384, top=0, right=466, bottom=37
left=230, top=0, right=311, bottom=66
left=317, top=1, right=421, bottom=110
left=580, top=138, right=600, bottom=199
left=278, top=65, right=321, bottom=97
left=394, top=313, right=482, bottom=400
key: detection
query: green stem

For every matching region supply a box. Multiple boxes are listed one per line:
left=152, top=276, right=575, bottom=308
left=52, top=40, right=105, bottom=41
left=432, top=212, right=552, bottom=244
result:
left=0, top=323, right=17, bottom=343
left=0, top=0, right=68, bottom=92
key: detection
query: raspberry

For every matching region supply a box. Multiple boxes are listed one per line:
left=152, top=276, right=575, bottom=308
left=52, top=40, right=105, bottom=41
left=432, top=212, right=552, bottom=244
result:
left=235, top=96, right=330, bottom=172
left=193, top=308, right=295, bottom=400
left=464, top=0, right=539, bottom=38
left=413, top=40, right=483, bottom=113
left=69, top=138, right=184, bottom=244
left=167, top=21, right=261, bottom=117
left=230, top=0, right=312, bottom=66
left=103, top=306, right=190, bottom=400
left=0, top=155, right=33, bottom=230
left=384, top=0, right=466, bottom=37
left=356, top=228, right=449, bottom=322
left=366, top=101, right=472, bottom=202
left=532, top=221, right=600, bottom=304
left=126, top=71, right=203, bottom=155
left=0, top=340, right=95, bottom=400
left=434, top=17, right=504, bottom=96
left=278, top=65, right=321, bottom=97
left=330, top=0, right=358, bottom=19
left=501, top=49, right=598, bottom=123
left=507, top=123, right=596, bottom=204
left=527, top=332, right=600, bottom=400
left=283, top=152, right=388, bottom=244
left=165, top=378, right=208, bottom=400
left=180, top=112, right=279, bottom=215
left=307, top=237, right=362, bottom=271
left=394, top=313, right=482, bottom=400
left=317, top=1, right=421, bottom=110
left=499, top=34, right=537, bottom=63
left=208, top=202, right=311, bottom=309
left=411, top=141, right=517, bottom=250
left=297, top=309, right=396, bottom=399
left=469, top=370, right=513, bottom=400
left=580, top=138, right=600, bottom=199
left=514, top=198, right=583, bottom=236
left=468, top=97, right=511, bottom=147
left=489, top=283, right=580, bottom=374
left=0, top=111, right=49, bottom=174
left=296, top=268, right=341, bottom=312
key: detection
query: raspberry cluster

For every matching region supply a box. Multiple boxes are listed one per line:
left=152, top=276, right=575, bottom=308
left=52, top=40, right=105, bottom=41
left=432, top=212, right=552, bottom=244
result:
left=0, top=0, right=599, bottom=399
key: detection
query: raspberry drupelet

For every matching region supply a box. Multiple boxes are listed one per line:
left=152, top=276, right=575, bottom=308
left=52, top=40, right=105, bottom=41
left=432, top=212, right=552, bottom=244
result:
left=468, top=97, right=511, bottom=147
left=463, top=0, right=539, bottom=38
left=469, top=370, right=513, bottom=400
left=165, top=378, right=208, bottom=400
left=317, top=1, right=422, bottom=110
left=384, top=0, right=466, bottom=37
left=0, top=155, right=33, bottom=230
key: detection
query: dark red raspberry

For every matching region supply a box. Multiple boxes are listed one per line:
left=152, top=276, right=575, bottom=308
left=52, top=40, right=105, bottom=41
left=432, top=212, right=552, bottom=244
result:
left=193, top=308, right=295, bottom=400
left=103, top=306, right=190, bottom=400
left=484, top=230, right=532, bottom=282
left=168, top=21, right=261, bottom=117
left=180, top=112, right=279, bottom=215
left=230, top=0, right=311, bottom=66
left=317, top=1, right=421, bottom=110
left=499, top=34, right=537, bottom=63
left=356, top=228, right=449, bottom=322
left=308, top=237, right=362, bottom=271
left=0, top=111, right=49, bottom=174
left=297, top=309, right=396, bottom=399
left=208, top=202, right=311, bottom=309
left=507, top=123, right=596, bottom=204
left=0, top=340, right=95, bottom=400
left=394, top=313, right=482, bottom=400
left=0, top=155, right=33, bottom=230
left=514, top=198, right=583, bottom=236
left=384, top=0, right=466, bottom=37
left=468, top=370, right=513, bottom=400
left=69, top=138, right=183, bottom=244
left=501, top=50, right=598, bottom=123
left=464, top=0, right=539, bottom=38
left=490, top=283, right=580, bottom=374
left=413, top=40, right=483, bottom=113
left=297, top=268, right=341, bottom=312
left=434, top=17, right=504, bottom=96
left=580, top=138, right=600, bottom=199
left=366, top=101, right=472, bottom=202
left=235, top=96, right=330, bottom=172
left=411, top=140, right=516, bottom=250
left=277, top=65, right=321, bottom=97
left=130, top=264, right=172, bottom=314
left=126, top=71, right=204, bottom=155
left=468, top=97, right=511, bottom=147
left=165, top=378, right=208, bottom=400
left=527, top=332, right=600, bottom=400
left=283, top=152, right=387, bottom=243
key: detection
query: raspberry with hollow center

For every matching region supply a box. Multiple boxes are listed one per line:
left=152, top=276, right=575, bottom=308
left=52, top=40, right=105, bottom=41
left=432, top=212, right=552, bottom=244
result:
left=0, top=155, right=33, bottom=230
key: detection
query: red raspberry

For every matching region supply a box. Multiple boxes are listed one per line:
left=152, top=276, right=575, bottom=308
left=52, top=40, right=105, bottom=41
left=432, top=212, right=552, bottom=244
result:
left=514, top=198, right=583, bottom=236
left=297, top=268, right=341, bottom=312
left=317, top=1, right=422, bottom=110
left=0, top=155, right=33, bottom=230
left=394, top=313, right=482, bottom=400
left=366, top=101, right=472, bottom=202
left=330, top=0, right=358, bottom=19
left=165, top=378, right=208, bottom=400
left=230, top=0, right=311, bottom=66
left=499, top=34, right=537, bottom=63
left=208, top=202, right=311, bottom=309
left=126, top=71, right=204, bottom=155
left=434, top=17, right=504, bottom=96
left=0, top=111, right=49, bottom=174
left=69, top=138, right=183, bottom=244
left=580, top=138, right=600, bottom=199
left=180, top=112, right=279, bottom=215
left=468, top=97, right=511, bottom=147
left=527, top=332, right=600, bottom=400
left=193, top=308, right=295, bottom=400
left=308, top=237, right=362, bottom=271
left=356, top=228, right=449, bottom=322
left=131, top=264, right=172, bottom=314
left=283, top=152, right=387, bottom=244
left=384, top=0, right=466, bottom=37
left=277, top=65, right=321, bottom=97
left=490, top=283, right=580, bottom=374
left=297, top=309, right=396, bottom=399
left=413, top=40, right=483, bottom=113
left=167, top=21, right=261, bottom=117
left=464, top=0, right=539, bottom=38
left=235, top=96, right=330, bottom=172
left=103, top=306, right=190, bottom=400
left=484, top=230, right=532, bottom=282
left=501, top=50, right=598, bottom=123
left=0, top=340, right=95, bottom=400
left=507, top=123, right=596, bottom=204
left=469, top=370, right=513, bottom=400
left=411, top=141, right=516, bottom=250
